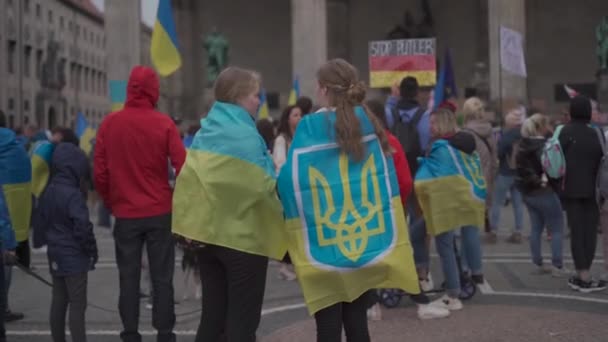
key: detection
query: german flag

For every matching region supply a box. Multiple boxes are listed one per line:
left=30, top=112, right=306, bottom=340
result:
left=369, top=38, right=437, bottom=88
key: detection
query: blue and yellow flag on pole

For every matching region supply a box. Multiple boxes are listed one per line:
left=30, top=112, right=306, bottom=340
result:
left=0, top=128, right=32, bottom=242
left=257, top=88, right=270, bottom=120
left=172, top=102, right=286, bottom=259
left=30, top=141, right=54, bottom=198
left=277, top=108, right=419, bottom=315
left=287, top=77, right=300, bottom=105
left=109, top=80, right=127, bottom=111
left=151, top=0, right=182, bottom=76
left=415, top=140, right=486, bottom=236
left=76, top=112, right=96, bottom=156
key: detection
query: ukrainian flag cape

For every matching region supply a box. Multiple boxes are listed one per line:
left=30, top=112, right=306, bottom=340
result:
left=277, top=107, right=420, bottom=315
left=414, top=139, right=486, bottom=236
left=0, top=128, right=32, bottom=242
left=30, top=141, right=54, bottom=198
left=172, top=102, right=286, bottom=259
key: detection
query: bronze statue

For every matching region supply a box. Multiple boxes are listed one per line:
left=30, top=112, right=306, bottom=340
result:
left=203, top=28, right=229, bottom=86
left=598, top=16, right=608, bottom=70
left=41, top=34, right=66, bottom=91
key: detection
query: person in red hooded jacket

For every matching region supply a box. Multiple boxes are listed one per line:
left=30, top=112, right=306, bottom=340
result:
left=94, top=66, right=185, bottom=342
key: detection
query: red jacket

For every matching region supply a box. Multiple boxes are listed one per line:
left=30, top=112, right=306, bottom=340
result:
left=94, top=66, right=186, bottom=219
left=387, top=131, right=413, bottom=205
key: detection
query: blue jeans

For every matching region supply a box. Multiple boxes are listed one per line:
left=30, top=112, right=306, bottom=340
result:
left=523, top=192, right=564, bottom=268
left=408, top=200, right=429, bottom=271
left=490, top=174, right=524, bottom=233
left=434, top=231, right=461, bottom=298
left=458, top=226, right=483, bottom=276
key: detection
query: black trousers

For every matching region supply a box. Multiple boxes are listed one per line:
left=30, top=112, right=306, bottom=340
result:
left=50, top=273, right=88, bottom=342
left=563, top=198, right=599, bottom=271
left=114, top=214, right=176, bottom=342
left=314, top=293, right=371, bottom=342
left=0, top=253, right=5, bottom=342
left=196, top=244, right=268, bottom=342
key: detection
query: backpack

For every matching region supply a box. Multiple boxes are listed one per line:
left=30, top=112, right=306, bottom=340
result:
left=593, top=127, right=608, bottom=199
left=540, top=125, right=566, bottom=179
left=463, top=128, right=492, bottom=154
left=391, top=107, right=425, bottom=174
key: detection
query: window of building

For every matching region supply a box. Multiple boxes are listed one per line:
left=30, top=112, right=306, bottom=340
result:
left=36, top=49, right=43, bottom=79
left=7, top=0, right=12, bottom=8
left=24, top=46, right=32, bottom=77
left=75, top=25, right=80, bottom=38
left=24, top=116, right=29, bottom=125
left=84, top=68, right=89, bottom=92
left=24, top=100, right=30, bottom=112
left=90, top=31, right=94, bottom=43
left=68, top=21, right=72, bottom=32
left=83, top=28, right=87, bottom=41
left=8, top=115, right=14, bottom=129
left=7, top=41, right=16, bottom=74
left=24, top=0, right=30, bottom=13
left=60, top=16, right=64, bottom=30
left=48, top=10, right=53, bottom=24
left=36, top=3, right=41, bottom=18
left=8, top=98, right=14, bottom=111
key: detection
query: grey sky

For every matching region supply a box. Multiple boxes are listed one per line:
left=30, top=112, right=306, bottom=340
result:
left=90, top=0, right=158, bottom=26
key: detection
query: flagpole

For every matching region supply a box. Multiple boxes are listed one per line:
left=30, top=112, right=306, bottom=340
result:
left=498, top=24, right=504, bottom=124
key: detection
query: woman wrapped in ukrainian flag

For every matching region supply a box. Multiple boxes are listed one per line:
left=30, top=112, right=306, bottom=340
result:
left=171, top=67, right=286, bottom=341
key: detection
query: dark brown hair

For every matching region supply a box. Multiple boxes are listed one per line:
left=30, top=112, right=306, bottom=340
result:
left=277, top=105, right=299, bottom=143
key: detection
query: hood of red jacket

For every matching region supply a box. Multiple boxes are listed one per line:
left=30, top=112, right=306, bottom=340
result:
left=125, top=66, right=159, bottom=109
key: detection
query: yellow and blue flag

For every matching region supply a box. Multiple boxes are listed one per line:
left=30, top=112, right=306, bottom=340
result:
left=258, top=88, right=270, bottom=120
left=172, top=101, right=286, bottom=259
left=30, top=141, right=54, bottom=198
left=277, top=107, right=420, bottom=315
left=287, top=77, right=300, bottom=106
left=414, top=140, right=486, bottom=236
left=76, top=112, right=96, bottom=156
left=109, top=80, right=127, bottom=111
left=151, top=0, right=182, bottom=76
left=0, top=128, right=32, bottom=242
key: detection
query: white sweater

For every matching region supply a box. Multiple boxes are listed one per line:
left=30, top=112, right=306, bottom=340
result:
left=272, top=134, right=288, bottom=174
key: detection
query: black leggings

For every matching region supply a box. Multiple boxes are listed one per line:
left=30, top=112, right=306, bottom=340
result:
left=563, top=198, right=599, bottom=271
left=314, top=293, right=371, bottom=342
left=196, top=245, right=268, bottom=342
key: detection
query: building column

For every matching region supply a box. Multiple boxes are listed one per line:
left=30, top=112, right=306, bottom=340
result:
left=488, top=0, right=527, bottom=112
left=105, top=0, right=141, bottom=82
left=292, top=0, right=327, bottom=99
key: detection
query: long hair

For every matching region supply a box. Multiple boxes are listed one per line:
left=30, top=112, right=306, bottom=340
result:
left=277, top=105, right=298, bottom=143
left=317, top=59, right=391, bottom=161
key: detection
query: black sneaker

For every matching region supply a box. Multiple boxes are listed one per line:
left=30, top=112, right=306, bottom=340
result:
left=567, top=276, right=582, bottom=291
left=578, top=279, right=607, bottom=293
left=5, top=310, right=24, bottom=322
left=471, top=274, right=485, bottom=285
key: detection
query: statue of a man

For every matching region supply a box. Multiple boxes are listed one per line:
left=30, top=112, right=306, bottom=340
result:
left=203, top=28, right=229, bottom=86
left=598, top=16, right=608, bottom=70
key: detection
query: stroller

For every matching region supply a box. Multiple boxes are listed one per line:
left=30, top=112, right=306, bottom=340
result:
left=378, top=236, right=477, bottom=308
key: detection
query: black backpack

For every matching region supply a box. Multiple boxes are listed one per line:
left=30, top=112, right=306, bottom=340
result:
left=391, top=107, right=426, bottom=174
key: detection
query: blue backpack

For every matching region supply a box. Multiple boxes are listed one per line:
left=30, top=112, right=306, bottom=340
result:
left=541, top=125, right=566, bottom=179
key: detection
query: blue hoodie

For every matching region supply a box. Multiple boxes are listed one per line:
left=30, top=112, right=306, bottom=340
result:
left=33, top=143, right=97, bottom=276
left=0, top=188, right=17, bottom=251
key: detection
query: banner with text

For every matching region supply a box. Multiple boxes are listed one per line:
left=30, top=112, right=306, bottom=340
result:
left=368, top=38, right=436, bottom=88
left=500, top=26, right=527, bottom=78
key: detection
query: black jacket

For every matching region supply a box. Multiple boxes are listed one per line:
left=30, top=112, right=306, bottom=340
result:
left=497, top=127, right=522, bottom=176
left=33, top=143, right=97, bottom=276
left=446, top=131, right=477, bottom=155
left=558, top=121, right=603, bottom=199
left=515, top=137, right=554, bottom=195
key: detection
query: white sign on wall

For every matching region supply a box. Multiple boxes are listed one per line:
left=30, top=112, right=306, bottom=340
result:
left=500, top=26, right=527, bottom=78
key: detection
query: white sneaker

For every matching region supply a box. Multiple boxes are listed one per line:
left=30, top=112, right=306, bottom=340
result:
left=551, top=266, right=572, bottom=278
left=419, top=273, right=434, bottom=292
left=366, top=303, right=382, bottom=321
left=532, top=264, right=552, bottom=275
left=417, top=304, right=450, bottom=320
left=431, top=295, right=463, bottom=311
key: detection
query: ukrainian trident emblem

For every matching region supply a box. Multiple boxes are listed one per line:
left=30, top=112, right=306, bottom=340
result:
left=302, top=149, right=394, bottom=269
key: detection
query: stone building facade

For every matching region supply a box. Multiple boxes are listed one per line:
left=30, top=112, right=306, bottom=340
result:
left=0, top=0, right=153, bottom=130
left=166, top=0, right=608, bottom=120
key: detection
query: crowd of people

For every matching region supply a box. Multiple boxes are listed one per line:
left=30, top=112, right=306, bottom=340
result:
left=0, top=58, right=606, bottom=342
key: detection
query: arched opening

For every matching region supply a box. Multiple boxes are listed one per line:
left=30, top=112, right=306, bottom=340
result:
left=48, top=106, right=57, bottom=129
